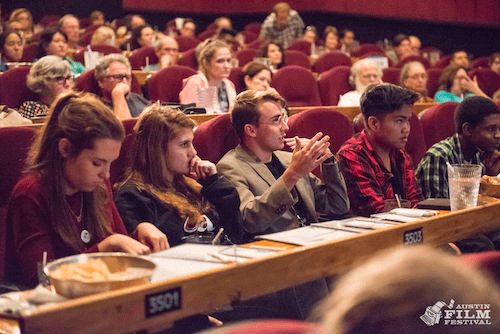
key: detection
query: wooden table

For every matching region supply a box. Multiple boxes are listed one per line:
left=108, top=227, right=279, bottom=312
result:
left=2, top=200, right=499, bottom=334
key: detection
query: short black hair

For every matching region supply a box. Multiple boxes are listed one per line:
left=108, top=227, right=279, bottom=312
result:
left=455, top=96, right=500, bottom=134
left=361, top=83, right=419, bottom=119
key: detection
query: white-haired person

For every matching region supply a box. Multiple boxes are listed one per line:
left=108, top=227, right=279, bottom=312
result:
left=338, top=58, right=382, bottom=107
left=400, top=61, right=434, bottom=103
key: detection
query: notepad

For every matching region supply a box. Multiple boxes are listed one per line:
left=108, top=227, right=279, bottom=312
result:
left=257, top=226, right=357, bottom=246
left=370, top=212, right=421, bottom=223
left=390, top=208, right=439, bottom=217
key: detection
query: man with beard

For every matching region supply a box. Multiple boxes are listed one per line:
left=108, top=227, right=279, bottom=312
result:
left=338, top=58, right=382, bottom=107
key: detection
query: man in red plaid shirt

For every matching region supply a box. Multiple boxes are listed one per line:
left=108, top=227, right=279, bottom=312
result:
left=337, top=84, right=423, bottom=217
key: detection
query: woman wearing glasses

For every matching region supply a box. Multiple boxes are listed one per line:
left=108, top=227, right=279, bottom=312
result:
left=179, top=40, right=236, bottom=113
left=19, top=56, right=74, bottom=119
left=115, top=104, right=244, bottom=247
left=399, top=61, right=434, bottom=103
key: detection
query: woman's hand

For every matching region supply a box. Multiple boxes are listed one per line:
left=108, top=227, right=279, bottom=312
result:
left=136, top=222, right=170, bottom=252
left=97, top=234, right=151, bottom=255
left=189, top=156, right=217, bottom=179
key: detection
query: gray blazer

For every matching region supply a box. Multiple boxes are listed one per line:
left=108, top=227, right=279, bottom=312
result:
left=217, top=145, right=349, bottom=235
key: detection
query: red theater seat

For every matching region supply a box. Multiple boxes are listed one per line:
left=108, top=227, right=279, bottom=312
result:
left=271, top=66, right=321, bottom=107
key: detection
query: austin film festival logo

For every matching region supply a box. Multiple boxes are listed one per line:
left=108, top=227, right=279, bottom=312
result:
left=420, top=299, right=492, bottom=326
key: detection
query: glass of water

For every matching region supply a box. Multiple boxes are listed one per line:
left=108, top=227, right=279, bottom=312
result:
left=447, top=164, right=482, bottom=211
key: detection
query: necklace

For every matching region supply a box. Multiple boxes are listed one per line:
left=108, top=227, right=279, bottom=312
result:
left=67, top=194, right=91, bottom=243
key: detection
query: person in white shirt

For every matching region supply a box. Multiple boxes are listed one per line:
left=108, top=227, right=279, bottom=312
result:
left=338, top=59, right=382, bottom=107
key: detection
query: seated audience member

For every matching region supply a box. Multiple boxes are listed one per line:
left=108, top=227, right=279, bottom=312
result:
left=19, top=56, right=73, bottom=119
left=434, top=64, right=487, bottom=102
left=408, top=35, right=421, bottom=56
left=302, top=26, right=317, bottom=44
left=115, top=104, right=243, bottom=246
left=37, top=28, right=86, bottom=75
left=58, top=14, right=81, bottom=56
left=450, top=50, right=470, bottom=69
left=259, top=2, right=305, bottom=49
left=339, top=29, right=358, bottom=56
left=337, top=84, right=422, bottom=217
left=416, top=97, right=500, bottom=199
left=321, top=26, right=339, bottom=54
left=386, top=34, right=412, bottom=65
left=214, top=17, right=232, bottom=37
left=90, top=10, right=105, bottom=27
left=179, top=40, right=236, bottom=113
left=400, top=61, right=434, bottom=103
left=338, top=58, right=382, bottom=107
left=5, top=93, right=158, bottom=288
left=90, top=26, right=117, bottom=47
left=257, top=41, right=285, bottom=73
left=130, top=25, right=155, bottom=50
left=127, top=14, right=147, bottom=31
left=180, top=18, right=196, bottom=38
left=142, top=34, right=179, bottom=72
left=8, top=8, right=34, bottom=42
left=216, top=28, right=240, bottom=53
left=94, top=54, right=150, bottom=119
left=490, top=52, right=500, bottom=75
left=314, top=245, right=500, bottom=334
left=0, top=30, right=23, bottom=72
left=217, top=89, right=349, bottom=236
left=243, top=62, right=272, bottom=91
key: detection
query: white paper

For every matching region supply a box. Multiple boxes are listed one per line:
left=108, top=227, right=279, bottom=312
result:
left=390, top=208, right=438, bottom=217
left=257, top=226, right=357, bottom=246
left=370, top=212, right=421, bottom=223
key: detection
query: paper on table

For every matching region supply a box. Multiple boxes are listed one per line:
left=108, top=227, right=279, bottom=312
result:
left=256, top=226, right=357, bottom=246
left=149, top=257, right=226, bottom=283
left=370, top=212, right=421, bottom=223
left=151, top=244, right=244, bottom=263
left=314, top=217, right=394, bottom=231
left=390, top=208, right=438, bottom=217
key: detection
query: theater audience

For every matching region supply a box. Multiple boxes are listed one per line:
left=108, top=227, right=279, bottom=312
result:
left=115, top=104, right=243, bottom=246
left=58, top=14, right=81, bottom=56
left=8, top=8, right=34, bottom=42
left=490, top=53, right=500, bottom=75
left=180, top=19, right=196, bottom=38
left=338, top=58, right=382, bottom=107
left=386, top=34, right=412, bottom=65
left=409, top=35, right=421, bottom=56
left=37, top=28, right=86, bottom=75
left=4, top=93, right=153, bottom=288
left=0, top=30, right=24, bottom=72
left=90, top=26, right=117, bottom=47
left=179, top=40, right=236, bottom=113
left=217, top=89, right=349, bottom=236
left=322, top=26, right=339, bottom=54
left=339, top=29, right=358, bottom=56
left=314, top=245, right=500, bottom=334
left=451, top=50, right=470, bottom=69
left=243, top=62, right=272, bottom=91
left=94, top=54, right=149, bottom=119
left=142, top=34, right=179, bottom=72
left=434, top=64, right=487, bottom=102
left=257, top=41, right=285, bottom=73
left=19, top=56, right=73, bottom=119
left=400, top=61, right=434, bottom=103
left=130, top=25, right=155, bottom=50
left=337, top=84, right=423, bottom=217
left=259, top=2, right=305, bottom=49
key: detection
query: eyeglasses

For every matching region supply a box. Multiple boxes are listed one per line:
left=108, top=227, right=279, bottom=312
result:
left=52, top=75, right=74, bottom=84
left=261, top=109, right=288, bottom=127
left=408, top=73, right=427, bottom=80
left=105, top=74, right=131, bottom=81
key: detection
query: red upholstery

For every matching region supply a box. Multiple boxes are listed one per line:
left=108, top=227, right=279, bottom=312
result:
left=197, top=29, right=214, bottom=41
left=75, top=69, right=142, bottom=95
left=74, top=44, right=122, bottom=64
left=239, top=30, right=258, bottom=44
left=382, top=67, right=401, bottom=85
left=20, top=43, right=39, bottom=62
left=283, top=50, right=311, bottom=70
left=229, top=67, right=245, bottom=94
left=0, top=66, right=37, bottom=108
left=177, top=48, right=198, bottom=71
left=271, top=65, right=321, bottom=107
left=208, top=319, right=319, bottom=334
left=431, top=55, right=451, bottom=69
left=236, top=49, right=258, bottom=68
left=317, top=65, right=351, bottom=106
left=146, top=65, right=197, bottom=103
left=351, top=43, right=385, bottom=57
left=313, top=51, right=352, bottom=73
left=244, top=22, right=262, bottom=35
left=247, top=39, right=264, bottom=50
left=287, top=40, right=312, bottom=56
left=0, top=126, right=38, bottom=280
left=427, top=68, right=442, bottom=98
left=468, top=68, right=500, bottom=98
left=421, top=47, right=443, bottom=58
left=176, top=36, right=200, bottom=52
left=39, top=15, right=61, bottom=27
left=128, top=46, right=159, bottom=70
left=110, top=118, right=138, bottom=185
left=396, top=55, right=431, bottom=69
left=79, top=30, right=95, bottom=47
left=193, top=114, right=240, bottom=163
left=420, top=102, right=459, bottom=148
left=461, top=251, right=500, bottom=284
left=472, top=57, right=490, bottom=69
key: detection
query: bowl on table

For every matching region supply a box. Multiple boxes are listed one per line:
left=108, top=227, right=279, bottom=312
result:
left=44, top=253, right=156, bottom=299
left=480, top=176, right=500, bottom=198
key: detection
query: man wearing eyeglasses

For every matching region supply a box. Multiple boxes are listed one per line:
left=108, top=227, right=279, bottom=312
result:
left=217, top=89, right=349, bottom=237
left=143, top=34, right=179, bottom=72
left=94, top=54, right=150, bottom=119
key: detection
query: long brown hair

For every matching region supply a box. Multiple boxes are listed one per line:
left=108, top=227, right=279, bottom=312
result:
left=120, top=104, right=213, bottom=225
left=28, top=92, right=125, bottom=252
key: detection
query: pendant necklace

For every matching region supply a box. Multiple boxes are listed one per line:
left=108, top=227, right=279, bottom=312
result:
left=67, top=193, right=91, bottom=243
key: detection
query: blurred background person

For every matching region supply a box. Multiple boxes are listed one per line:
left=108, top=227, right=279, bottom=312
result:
left=130, top=25, right=155, bottom=50
left=259, top=2, right=304, bottom=49
left=0, top=30, right=24, bottom=72
left=339, top=29, right=358, bottom=56
left=143, top=33, right=179, bottom=72
left=257, top=41, right=285, bottom=72
left=37, top=28, right=86, bottom=75
left=302, top=26, right=317, bottom=44
left=19, top=56, right=74, bottom=119
left=400, top=61, right=434, bottom=103
left=8, top=8, right=34, bottom=42
left=386, top=33, right=412, bottom=65
left=450, top=50, right=470, bottom=69
left=180, top=18, right=196, bottom=38
left=90, top=10, right=106, bottom=27
left=90, top=26, right=117, bottom=47
left=58, top=14, right=81, bottom=56
left=490, top=53, right=500, bottom=75
left=434, top=64, right=487, bottom=102
left=242, top=61, right=272, bottom=91
left=338, top=58, right=382, bottom=106
left=409, top=35, right=421, bottom=56
left=322, top=26, right=339, bottom=54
